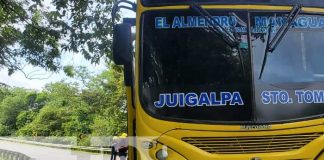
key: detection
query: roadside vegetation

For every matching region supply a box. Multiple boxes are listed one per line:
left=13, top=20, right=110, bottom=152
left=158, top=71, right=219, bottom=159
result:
left=0, top=0, right=128, bottom=146
left=0, top=65, right=127, bottom=146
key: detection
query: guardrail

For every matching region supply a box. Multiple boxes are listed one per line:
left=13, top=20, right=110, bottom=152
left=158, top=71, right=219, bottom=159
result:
left=0, top=138, right=111, bottom=154
left=0, top=149, right=33, bottom=160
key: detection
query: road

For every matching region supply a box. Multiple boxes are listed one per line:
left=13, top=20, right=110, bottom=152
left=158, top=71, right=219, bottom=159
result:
left=0, top=140, right=112, bottom=160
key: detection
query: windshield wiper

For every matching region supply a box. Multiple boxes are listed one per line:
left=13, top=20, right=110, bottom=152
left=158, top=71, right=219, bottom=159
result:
left=190, top=2, right=247, bottom=77
left=189, top=2, right=239, bottom=47
left=268, top=4, right=302, bottom=52
left=259, top=4, right=302, bottom=79
left=229, top=12, right=246, bottom=77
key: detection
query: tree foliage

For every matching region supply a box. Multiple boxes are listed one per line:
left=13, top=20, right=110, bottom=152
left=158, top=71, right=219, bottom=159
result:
left=88, top=64, right=127, bottom=136
left=0, top=66, right=127, bottom=145
left=16, top=110, right=37, bottom=129
left=0, top=0, right=127, bottom=145
left=0, top=0, right=115, bottom=75
left=0, top=88, right=29, bottom=132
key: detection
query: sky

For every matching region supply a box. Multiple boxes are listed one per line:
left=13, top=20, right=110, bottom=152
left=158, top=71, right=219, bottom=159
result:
left=0, top=53, right=107, bottom=90
left=0, top=1, right=136, bottom=90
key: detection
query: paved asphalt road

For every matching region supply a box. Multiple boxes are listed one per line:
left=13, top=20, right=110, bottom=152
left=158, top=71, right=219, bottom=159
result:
left=0, top=140, right=113, bottom=160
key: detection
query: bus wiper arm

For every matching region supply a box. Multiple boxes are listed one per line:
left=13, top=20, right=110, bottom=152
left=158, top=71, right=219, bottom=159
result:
left=259, top=4, right=302, bottom=79
left=189, top=2, right=239, bottom=47
left=268, top=4, right=302, bottom=52
left=229, top=12, right=246, bottom=77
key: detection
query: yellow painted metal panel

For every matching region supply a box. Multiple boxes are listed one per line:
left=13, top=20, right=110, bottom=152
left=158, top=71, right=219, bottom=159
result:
left=129, top=3, right=324, bottom=160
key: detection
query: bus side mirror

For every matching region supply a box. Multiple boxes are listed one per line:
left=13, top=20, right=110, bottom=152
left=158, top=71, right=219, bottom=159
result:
left=113, top=23, right=132, bottom=65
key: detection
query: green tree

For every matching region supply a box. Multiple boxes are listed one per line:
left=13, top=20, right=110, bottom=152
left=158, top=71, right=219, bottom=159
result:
left=0, top=88, right=29, bottom=132
left=62, top=103, right=92, bottom=146
left=1, top=68, right=128, bottom=142
left=44, top=82, right=80, bottom=105
left=0, top=84, right=10, bottom=103
left=14, top=91, right=47, bottom=132
left=0, top=123, right=10, bottom=136
left=17, top=82, right=93, bottom=139
left=18, top=104, right=70, bottom=136
left=89, top=64, right=127, bottom=136
left=0, top=0, right=115, bottom=76
left=16, top=110, right=37, bottom=130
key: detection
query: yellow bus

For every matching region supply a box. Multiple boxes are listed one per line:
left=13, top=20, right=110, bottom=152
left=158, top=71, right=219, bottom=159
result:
left=112, top=0, right=324, bottom=159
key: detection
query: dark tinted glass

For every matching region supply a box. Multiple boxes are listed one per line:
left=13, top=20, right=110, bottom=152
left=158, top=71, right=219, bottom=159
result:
left=141, top=10, right=253, bottom=123
left=251, top=12, right=324, bottom=122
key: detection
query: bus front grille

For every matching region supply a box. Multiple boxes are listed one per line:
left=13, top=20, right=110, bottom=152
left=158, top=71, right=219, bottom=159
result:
left=182, top=132, right=323, bottom=154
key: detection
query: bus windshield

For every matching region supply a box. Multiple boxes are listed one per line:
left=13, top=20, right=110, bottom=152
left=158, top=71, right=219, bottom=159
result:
left=252, top=12, right=324, bottom=122
left=140, top=10, right=324, bottom=123
left=140, top=10, right=253, bottom=123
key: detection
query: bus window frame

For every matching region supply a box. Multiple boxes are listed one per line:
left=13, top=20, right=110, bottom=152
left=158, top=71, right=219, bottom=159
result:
left=138, top=8, right=324, bottom=125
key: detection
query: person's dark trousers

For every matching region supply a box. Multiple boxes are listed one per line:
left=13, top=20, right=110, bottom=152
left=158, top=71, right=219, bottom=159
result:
left=118, top=151, right=127, bottom=160
left=111, top=146, right=117, bottom=160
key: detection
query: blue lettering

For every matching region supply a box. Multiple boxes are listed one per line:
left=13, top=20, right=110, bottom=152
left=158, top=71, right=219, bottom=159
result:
left=181, top=16, right=188, bottom=28
left=229, top=16, right=237, bottom=26
left=269, top=17, right=277, bottom=26
left=155, top=92, right=245, bottom=108
left=298, top=17, right=307, bottom=28
left=262, top=91, right=293, bottom=104
left=172, top=16, right=182, bottom=28
left=319, top=18, right=324, bottom=28
left=198, top=92, right=210, bottom=106
left=314, top=90, right=324, bottom=103
left=295, top=90, right=304, bottom=103
left=231, top=92, right=244, bottom=105
left=278, top=91, right=290, bottom=104
left=210, top=92, right=221, bottom=106
left=187, top=16, right=197, bottom=27
left=276, top=17, right=286, bottom=27
left=155, top=17, right=170, bottom=29
left=185, top=93, right=198, bottom=107
left=255, top=16, right=268, bottom=26
left=221, top=92, right=232, bottom=105
left=157, top=16, right=324, bottom=31
left=198, top=17, right=206, bottom=27
left=154, top=94, right=166, bottom=108
left=221, top=16, right=229, bottom=26
left=162, top=17, right=170, bottom=28
left=212, top=16, right=221, bottom=26
left=155, top=17, right=164, bottom=29
left=308, top=17, right=318, bottom=28
left=165, top=94, right=178, bottom=107
left=304, top=90, right=314, bottom=103
left=261, top=91, right=271, bottom=104
left=270, top=91, right=279, bottom=104
left=179, top=93, right=185, bottom=107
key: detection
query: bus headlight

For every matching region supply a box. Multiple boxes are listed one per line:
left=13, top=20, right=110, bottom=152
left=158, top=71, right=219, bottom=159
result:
left=142, top=141, right=154, bottom=149
left=156, top=146, right=168, bottom=160
left=149, top=143, right=187, bottom=160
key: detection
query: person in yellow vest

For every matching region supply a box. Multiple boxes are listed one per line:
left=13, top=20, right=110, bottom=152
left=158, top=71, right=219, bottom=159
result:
left=111, top=136, right=118, bottom=160
left=118, top=133, right=128, bottom=160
